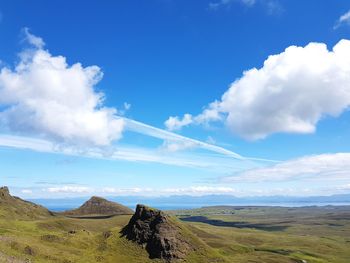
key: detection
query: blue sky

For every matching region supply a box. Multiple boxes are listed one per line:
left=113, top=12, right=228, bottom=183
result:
left=1, top=0, right=350, bottom=198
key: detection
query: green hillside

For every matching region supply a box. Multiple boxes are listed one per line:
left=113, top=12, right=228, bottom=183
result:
left=62, top=196, right=133, bottom=218
left=0, top=187, right=52, bottom=220
left=0, top=188, right=350, bottom=262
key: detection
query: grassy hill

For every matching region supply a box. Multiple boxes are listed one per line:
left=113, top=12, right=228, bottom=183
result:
left=62, top=196, right=133, bottom=218
left=0, top=186, right=52, bottom=220
left=0, top=187, right=221, bottom=262
left=0, top=188, right=350, bottom=262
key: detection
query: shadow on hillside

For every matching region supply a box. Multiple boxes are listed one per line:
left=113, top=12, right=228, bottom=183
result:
left=180, top=216, right=288, bottom=232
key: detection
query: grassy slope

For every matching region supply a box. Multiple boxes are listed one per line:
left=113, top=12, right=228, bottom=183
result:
left=0, top=209, right=222, bottom=262
left=0, top=214, right=157, bottom=263
left=0, top=205, right=349, bottom=262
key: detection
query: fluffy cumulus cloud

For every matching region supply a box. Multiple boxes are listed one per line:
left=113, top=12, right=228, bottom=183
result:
left=224, top=153, right=350, bottom=183
left=334, top=10, right=350, bottom=29
left=166, top=40, right=350, bottom=140
left=0, top=29, right=124, bottom=146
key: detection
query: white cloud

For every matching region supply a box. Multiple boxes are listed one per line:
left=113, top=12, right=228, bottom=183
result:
left=209, top=0, right=256, bottom=10
left=224, top=153, right=350, bottom=183
left=123, top=102, right=131, bottom=111
left=0, top=134, right=257, bottom=170
left=21, top=189, right=33, bottom=194
left=168, top=40, right=350, bottom=140
left=119, top=102, right=131, bottom=116
left=125, top=118, right=244, bottom=158
left=46, top=186, right=92, bottom=193
left=160, top=140, right=197, bottom=152
left=22, top=27, right=45, bottom=49
left=0, top=28, right=124, bottom=147
left=161, top=186, right=236, bottom=195
left=334, top=10, right=350, bottom=29
left=208, top=0, right=282, bottom=14
left=336, top=183, right=350, bottom=191
left=265, top=0, right=283, bottom=15
left=165, top=101, right=222, bottom=131
left=100, top=186, right=236, bottom=196
left=101, top=187, right=150, bottom=194
left=165, top=113, right=193, bottom=131
left=41, top=185, right=236, bottom=196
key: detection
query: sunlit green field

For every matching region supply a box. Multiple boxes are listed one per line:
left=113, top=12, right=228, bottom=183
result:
left=173, top=206, right=350, bottom=263
left=0, top=206, right=349, bottom=262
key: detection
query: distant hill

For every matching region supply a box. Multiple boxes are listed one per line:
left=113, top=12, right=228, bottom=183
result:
left=0, top=186, right=52, bottom=219
left=62, top=196, right=133, bottom=217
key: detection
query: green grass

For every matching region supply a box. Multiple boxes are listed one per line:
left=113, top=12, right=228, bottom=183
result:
left=0, top=205, right=349, bottom=262
left=173, top=206, right=350, bottom=263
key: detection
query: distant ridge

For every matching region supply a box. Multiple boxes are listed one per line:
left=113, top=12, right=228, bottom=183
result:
left=0, top=186, right=52, bottom=219
left=62, top=196, right=133, bottom=217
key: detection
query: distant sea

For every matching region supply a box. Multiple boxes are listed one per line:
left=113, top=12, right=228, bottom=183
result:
left=29, top=193, right=350, bottom=212
left=44, top=202, right=350, bottom=212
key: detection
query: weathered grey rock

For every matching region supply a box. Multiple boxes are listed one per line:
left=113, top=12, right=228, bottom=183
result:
left=122, top=204, right=192, bottom=261
left=0, top=186, right=10, bottom=198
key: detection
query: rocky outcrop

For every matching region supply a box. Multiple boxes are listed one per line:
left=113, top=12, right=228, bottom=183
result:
left=0, top=186, right=10, bottom=198
left=63, top=196, right=133, bottom=217
left=121, top=204, right=193, bottom=261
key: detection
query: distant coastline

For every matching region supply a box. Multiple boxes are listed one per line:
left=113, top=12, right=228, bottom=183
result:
left=28, top=193, right=350, bottom=212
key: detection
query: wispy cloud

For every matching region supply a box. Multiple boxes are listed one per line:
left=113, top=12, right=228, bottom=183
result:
left=124, top=118, right=244, bottom=159
left=42, top=185, right=237, bottom=196
left=46, top=186, right=92, bottom=194
left=208, top=0, right=282, bottom=15
left=22, top=27, right=45, bottom=49
left=22, top=184, right=346, bottom=197
left=21, top=189, right=33, bottom=194
left=209, top=0, right=256, bottom=10
left=334, top=10, right=350, bottom=29
left=0, top=133, right=263, bottom=170
left=224, top=153, right=350, bottom=183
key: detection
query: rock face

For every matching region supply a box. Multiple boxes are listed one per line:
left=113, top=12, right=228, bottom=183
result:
left=0, top=186, right=52, bottom=219
left=63, top=196, right=133, bottom=217
left=0, top=187, right=10, bottom=199
left=121, top=204, right=192, bottom=261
